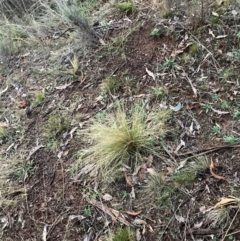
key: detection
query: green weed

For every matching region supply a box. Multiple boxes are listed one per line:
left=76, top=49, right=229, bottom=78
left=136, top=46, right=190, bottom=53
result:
left=223, top=136, right=240, bottom=144
left=112, top=227, right=135, bottom=241
left=163, top=57, right=175, bottom=69
left=220, top=68, right=235, bottom=82
left=150, top=28, right=161, bottom=37
left=14, top=161, right=34, bottom=180
left=151, top=86, right=168, bottom=100
left=211, top=125, right=221, bottom=135
left=33, top=92, right=45, bottom=107
left=84, top=205, right=92, bottom=217
left=95, top=110, right=106, bottom=121
left=101, top=77, right=122, bottom=93
left=232, top=109, right=240, bottom=119
left=117, top=2, right=134, bottom=13
left=221, top=100, right=230, bottom=109
left=45, top=115, right=70, bottom=139
left=188, top=43, right=199, bottom=56
left=113, top=36, right=124, bottom=47
left=0, top=127, right=8, bottom=139
left=200, top=103, right=212, bottom=113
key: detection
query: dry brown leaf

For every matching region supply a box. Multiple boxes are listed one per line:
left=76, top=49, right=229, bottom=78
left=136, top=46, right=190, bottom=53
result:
left=214, top=198, right=239, bottom=209
left=125, top=172, right=134, bottom=187
left=85, top=196, right=131, bottom=226
left=102, top=193, right=113, bottom=201
left=63, top=150, right=69, bottom=156
left=17, top=100, right=27, bottom=108
left=131, top=186, right=135, bottom=199
left=136, top=229, right=142, bottom=241
left=147, top=168, right=157, bottom=176
left=125, top=210, right=142, bottom=216
left=134, top=219, right=147, bottom=225
left=146, top=154, right=153, bottom=167
left=210, top=157, right=225, bottom=180
left=211, top=108, right=229, bottom=115
left=146, top=68, right=155, bottom=80
left=137, top=164, right=147, bottom=180
left=0, top=122, right=8, bottom=127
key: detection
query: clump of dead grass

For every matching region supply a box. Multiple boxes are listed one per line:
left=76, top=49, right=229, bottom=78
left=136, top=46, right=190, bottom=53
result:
left=84, top=103, right=170, bottom=176
left=206, top=207, right=230, bottom=228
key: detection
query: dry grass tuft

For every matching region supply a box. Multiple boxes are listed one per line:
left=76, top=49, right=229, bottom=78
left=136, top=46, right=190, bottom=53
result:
left=84, top=103, right=170, bottom=175
left=206, top=207, right=230, bottom=228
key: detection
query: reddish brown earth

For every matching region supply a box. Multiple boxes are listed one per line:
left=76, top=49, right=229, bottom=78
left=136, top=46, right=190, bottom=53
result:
left=1, top=2, right=240, bottom=241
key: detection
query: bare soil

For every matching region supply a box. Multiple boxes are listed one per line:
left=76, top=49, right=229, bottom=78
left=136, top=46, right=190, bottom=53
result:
left=1, top=1, right=240, bottom=240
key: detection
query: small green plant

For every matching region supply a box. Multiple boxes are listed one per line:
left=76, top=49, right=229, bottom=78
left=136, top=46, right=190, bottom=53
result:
left=151, top=86, right=168, bottom=100
left=188, top=43, right=199, bottom=56
left=163, top=57, right=175, bottom=69
left=223, top=136, right=240, bottom=144
left=181, top=53, right=192, bottom=64
left=47, top=139, right=60, bottom=151
left=113, top=36, right=124, bottom=47
left=232, top=109, right=240, bottom=119
left=117, top=2, right=134, bottom=13
left=45, top=115, right=70, bottom=139
left=14, top=161, right=34, bottom=180
left=0, top=127, right=8, bottom=139
left=111, top=227, right=135, bottom=241
left=84, top=206, right=92, bottom=217
left=84, top=103, right=170, bottom=176
left=33, top=92, right=45, bottom=107
left=210, top=16, right=219, bottom=25
left=220, top=68, right=235, bottom=82
left=211, top=125, right=221, bottom=135
left=122, top=191, right=130, bottom=199
left=96, top=110, right=106, bottom=121
left=200, top=103, right=212, bottom=113
left=221, top=100, right=230, bottom=109
left=211, top=93, right=220, bottom=102
left=237, top=31, right=240, bottom=40
left=145, top=173, right=177, bottom=208
left=101, top=77, right=122, bottom=93
left=150, top=28, right=161, bottom=37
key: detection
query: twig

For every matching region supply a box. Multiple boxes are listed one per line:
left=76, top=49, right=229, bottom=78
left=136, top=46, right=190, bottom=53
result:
left=181, top=68, right=198, bottom=97
left=158, top=200, right=183, bottom=240
left=175, top=144, right=240, bottom=157
left=221, top=206, right=240, bottom=241
left=161, top=143, right=177, bottom=163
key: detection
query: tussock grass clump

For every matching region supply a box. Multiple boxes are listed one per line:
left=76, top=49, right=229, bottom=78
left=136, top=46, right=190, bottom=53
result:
left=145, top=173, right=177, bottom=208
left=85, top=104, right=170, bottom=175
left=173, top=156, right=209, bottom=186
left=103, top=227, right=135, bottom=241
left=45, top=114, right=70, bottom=139
left=0, top=127, right=8, bottom=139
left=206, top=207, right=230, bottom=228
left=101, top=77, right=122, bottom=93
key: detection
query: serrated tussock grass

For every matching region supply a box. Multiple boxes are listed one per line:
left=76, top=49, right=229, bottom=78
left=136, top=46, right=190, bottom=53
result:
left=85, top=104, right=170, bottom=175
left=145, top=173, right=177, bottom=208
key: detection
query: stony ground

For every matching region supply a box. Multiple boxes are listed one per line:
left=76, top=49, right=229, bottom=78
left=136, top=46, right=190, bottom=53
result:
left=1, top=0, right=240, bottom=240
